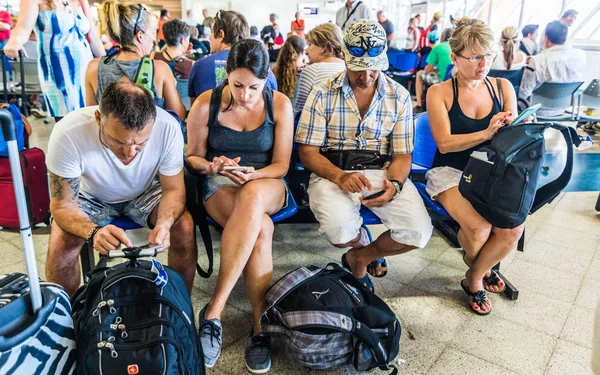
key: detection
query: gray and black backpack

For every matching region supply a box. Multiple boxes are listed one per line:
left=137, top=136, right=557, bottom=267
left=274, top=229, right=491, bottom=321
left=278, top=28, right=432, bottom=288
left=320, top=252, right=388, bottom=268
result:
left=261, top=264, right=401, bottom=373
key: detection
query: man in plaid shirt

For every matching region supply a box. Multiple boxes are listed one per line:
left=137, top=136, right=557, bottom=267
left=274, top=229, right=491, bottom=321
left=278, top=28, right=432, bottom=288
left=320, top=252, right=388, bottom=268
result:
left=296, top=20, right=433, bottom=292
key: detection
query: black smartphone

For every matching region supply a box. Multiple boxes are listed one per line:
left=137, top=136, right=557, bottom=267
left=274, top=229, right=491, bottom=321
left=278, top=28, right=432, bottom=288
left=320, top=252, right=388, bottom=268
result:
left=363, top=190, right=386, bottom=200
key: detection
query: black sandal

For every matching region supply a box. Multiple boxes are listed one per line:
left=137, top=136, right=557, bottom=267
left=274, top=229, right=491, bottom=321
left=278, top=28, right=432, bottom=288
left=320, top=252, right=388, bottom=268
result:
left=460, top=279, right=491, bottom=316
left=462, top=254, right=506, bottom=294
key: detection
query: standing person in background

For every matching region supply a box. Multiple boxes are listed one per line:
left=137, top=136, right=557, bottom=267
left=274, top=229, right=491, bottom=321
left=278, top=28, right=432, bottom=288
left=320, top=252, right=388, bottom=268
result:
left=188, top=10, right=278, bottom=106
left=336, top=0, right=372, bottom=32
left=85, top=1, right=186, bottom=121
left=0, top=7, right=13, bottom=80
left=183, top=9, right=196, bottom=27
left=261, top=13, right=279, bottom=45
left=405, top=17, right=419, bottom=52
left=520, top=24, right=539, bottom=56
left=377, top=11, right=394, bottom=47
left=272, top=35, right=305, bottom=101
left=294, top=23, right=346, bottom=114
left=425, top=12, right=441, bottom=47
left=491, top=26, right=526, bottom=71
left=414, top=28, right=450, bottom=113
left=291, top=12, right=305, bottom=38
left=540, top=9, right=577, bottom=50
left=202, top=9, right=213, bottom=30
left=4, top=0, right=105, bottom=120
left=157, top=9, right=169, bottom=49
left=250, top=26, right=262, bottom=44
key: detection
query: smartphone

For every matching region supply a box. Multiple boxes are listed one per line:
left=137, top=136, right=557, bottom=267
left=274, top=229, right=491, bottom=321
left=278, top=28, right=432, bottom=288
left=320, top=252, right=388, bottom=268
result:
left=508, top=103, right=542, bottom=126
left=223, top=166, right=249, bottom=172
left=363, top=190, right=386, bottom=200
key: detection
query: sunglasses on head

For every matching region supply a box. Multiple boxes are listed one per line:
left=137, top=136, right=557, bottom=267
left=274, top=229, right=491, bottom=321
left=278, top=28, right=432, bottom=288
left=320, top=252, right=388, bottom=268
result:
left=133, top=4, right=148, bottom=35
left=345, top=42, right=385, bottom=58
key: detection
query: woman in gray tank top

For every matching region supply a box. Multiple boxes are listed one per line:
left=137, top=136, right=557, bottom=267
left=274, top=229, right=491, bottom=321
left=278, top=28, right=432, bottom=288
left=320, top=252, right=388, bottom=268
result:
left=186, top=39, right=293, bottom=371
left=84, top=2, right=186, bottom=121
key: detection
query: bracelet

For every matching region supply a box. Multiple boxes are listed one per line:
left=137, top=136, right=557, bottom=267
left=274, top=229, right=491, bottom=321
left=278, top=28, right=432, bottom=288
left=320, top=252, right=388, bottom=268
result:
left=87, top=225, right=101, bottom=247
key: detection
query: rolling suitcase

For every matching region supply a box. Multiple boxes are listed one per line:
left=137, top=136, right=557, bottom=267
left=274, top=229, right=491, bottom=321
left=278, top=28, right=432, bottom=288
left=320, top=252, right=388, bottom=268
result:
left=0, top=50, right=50, bottom=229
left=0, top=109, right=76, bottom=374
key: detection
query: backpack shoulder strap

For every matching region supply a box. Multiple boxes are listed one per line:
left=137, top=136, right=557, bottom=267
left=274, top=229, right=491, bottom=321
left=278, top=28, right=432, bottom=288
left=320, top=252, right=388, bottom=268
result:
left=530, top=124, right=581, bottom=213
left=134, top=56, right=154, bottom=93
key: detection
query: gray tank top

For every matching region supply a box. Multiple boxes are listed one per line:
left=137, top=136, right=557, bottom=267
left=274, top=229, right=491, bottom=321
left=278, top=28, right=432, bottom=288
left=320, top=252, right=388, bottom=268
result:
left=206, top=85, right=275, bottom=169
left=96, top=55, right=165, bottom=108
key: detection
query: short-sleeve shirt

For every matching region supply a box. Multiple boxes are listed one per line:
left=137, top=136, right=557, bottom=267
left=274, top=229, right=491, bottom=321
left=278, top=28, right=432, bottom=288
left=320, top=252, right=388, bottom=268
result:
left=295, top=71, right=414, bottom=155
left=157, top=17, right=168, bottom=41
left=46, top=106, right=184, bottom=204
left=335, top=2, right=373, bottom=31
left=426, top=41, right=452, bottom=82
left=188, top=50, right=278, bottom=97
left=153, top=51, right=194, bottom=79
left=379, top=20, right=394, bottom=36
left=0, top=11, right=12, bottom=41
left=291, top=19, right=305, bottom=38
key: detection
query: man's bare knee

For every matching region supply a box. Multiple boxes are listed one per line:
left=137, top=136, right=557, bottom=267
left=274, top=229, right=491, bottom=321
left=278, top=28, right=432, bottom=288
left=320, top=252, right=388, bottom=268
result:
left=48, top=220, right=86, bottom=257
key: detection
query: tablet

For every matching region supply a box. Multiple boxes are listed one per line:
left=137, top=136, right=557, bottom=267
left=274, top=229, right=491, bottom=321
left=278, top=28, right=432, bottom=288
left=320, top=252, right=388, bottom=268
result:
left=509, top=103, right=542, bottom=126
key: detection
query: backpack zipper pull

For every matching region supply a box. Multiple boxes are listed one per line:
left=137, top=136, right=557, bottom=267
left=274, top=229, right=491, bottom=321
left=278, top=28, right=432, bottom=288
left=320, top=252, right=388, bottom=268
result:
left=92, top=300, right=107, bottom=316
left=118, top=323, right=128, bottom=339
left=105, top=342, right=118, bottom=358
left=107, top=299, right=116, bottom=314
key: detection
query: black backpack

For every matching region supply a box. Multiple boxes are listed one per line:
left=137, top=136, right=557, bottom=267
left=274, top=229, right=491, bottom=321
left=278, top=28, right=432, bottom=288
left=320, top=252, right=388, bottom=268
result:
left=261, top=264, right=401, bottom=374
left=459, top=123, right=581, bottom=228
left=71, top=257, right=204, bottom=375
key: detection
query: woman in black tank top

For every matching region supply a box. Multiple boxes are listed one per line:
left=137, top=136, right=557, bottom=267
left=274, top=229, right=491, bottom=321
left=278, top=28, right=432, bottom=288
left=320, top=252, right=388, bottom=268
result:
left=426, top=18, right=525, bottom=316
left=186, top=39, right=294, bottom=370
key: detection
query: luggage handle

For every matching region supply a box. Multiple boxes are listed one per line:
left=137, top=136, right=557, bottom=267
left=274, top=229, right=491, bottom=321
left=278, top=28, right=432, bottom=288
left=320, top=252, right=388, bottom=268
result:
left=0, top=108, right=42, bottom=313
left=107, top=244, right=163, bottom=268
left=1, top=50, right=28, bottom=116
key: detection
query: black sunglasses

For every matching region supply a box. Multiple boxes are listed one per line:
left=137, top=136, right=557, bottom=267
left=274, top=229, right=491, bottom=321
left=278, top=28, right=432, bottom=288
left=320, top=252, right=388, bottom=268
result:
left=133, top=4, right=147, bottom=35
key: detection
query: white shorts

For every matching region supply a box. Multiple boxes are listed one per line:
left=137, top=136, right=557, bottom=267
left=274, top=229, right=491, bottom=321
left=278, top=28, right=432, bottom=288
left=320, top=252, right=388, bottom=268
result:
left=308, top=170, right=433, bottom=248
left=425, top=166, right=463, bottom=200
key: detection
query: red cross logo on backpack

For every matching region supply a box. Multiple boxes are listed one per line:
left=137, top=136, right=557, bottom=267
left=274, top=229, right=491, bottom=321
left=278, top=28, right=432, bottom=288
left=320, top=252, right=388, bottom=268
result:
left=127, top=365, right=139, bottom=374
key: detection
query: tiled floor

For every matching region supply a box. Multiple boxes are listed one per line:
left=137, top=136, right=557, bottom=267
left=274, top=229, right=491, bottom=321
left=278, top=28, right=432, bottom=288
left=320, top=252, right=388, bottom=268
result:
left=1, top=118, right=598, bottom=374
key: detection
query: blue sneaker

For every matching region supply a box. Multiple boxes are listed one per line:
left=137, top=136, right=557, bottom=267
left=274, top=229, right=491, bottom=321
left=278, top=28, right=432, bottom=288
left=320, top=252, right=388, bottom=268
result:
left=245, top=332, right=271, bottom=373
left=198, top=304, right=222, bottom=368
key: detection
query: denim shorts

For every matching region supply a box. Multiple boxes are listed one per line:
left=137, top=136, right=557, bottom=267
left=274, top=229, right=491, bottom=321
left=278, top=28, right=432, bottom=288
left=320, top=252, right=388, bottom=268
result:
left=201, top=174, right=289, bottom=209
left=77, top=181, right=162, bottom=228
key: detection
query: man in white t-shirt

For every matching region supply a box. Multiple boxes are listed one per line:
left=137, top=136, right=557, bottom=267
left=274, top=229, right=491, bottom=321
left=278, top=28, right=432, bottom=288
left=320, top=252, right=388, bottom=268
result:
left=45, top=82, right=197, bottom=296
left=335, top=0, right=372, bottom=32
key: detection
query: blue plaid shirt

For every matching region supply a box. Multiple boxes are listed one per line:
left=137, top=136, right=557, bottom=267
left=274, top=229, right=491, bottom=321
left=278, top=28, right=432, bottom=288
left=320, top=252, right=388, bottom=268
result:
left=295, top=71, right=414, bottom=155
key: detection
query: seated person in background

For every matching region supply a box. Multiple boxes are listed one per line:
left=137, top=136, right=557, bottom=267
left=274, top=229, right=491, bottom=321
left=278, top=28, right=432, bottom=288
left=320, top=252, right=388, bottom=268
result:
left=189, top=26, right=209, bottom=59
left=296, top=20, right=433, bottom=293
left=426, top=18, right=523, bottom=315
left=490, top=26, right=526, bottom=71
left=294, top=23, right=346, bottom=115
left=519, top=20, right=586, bottom=117
left=186, top=39, right=293, bottom=372
left=272, top=35, right=306, bottom=101
left=250, top=26, right=263, bottom=44
left=520, top=24, right=539, bottom=56
left=45, top=82, right=197, bottom=297
left=153, top=19, right=194, bottom=79
left=188, top=10, right=278, bottom=106
left=414, top=28, right=452, bottom=113
left=85, top=1, right=186, bottom=121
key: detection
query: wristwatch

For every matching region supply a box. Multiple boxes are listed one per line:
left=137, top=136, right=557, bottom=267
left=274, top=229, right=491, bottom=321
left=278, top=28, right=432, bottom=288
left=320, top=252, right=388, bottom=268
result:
left=388, top=180, right=404, bottom=202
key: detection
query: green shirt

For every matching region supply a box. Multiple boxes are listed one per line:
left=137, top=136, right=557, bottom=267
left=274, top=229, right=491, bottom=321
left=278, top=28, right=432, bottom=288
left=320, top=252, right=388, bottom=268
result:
left=426, top=41, right=453, bottom=82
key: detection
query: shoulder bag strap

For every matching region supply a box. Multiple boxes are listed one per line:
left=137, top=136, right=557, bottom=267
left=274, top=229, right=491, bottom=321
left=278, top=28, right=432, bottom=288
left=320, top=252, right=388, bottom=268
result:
left=496, top=78, right=504, bottom=110
left=341, top=1, right=362, bottom=30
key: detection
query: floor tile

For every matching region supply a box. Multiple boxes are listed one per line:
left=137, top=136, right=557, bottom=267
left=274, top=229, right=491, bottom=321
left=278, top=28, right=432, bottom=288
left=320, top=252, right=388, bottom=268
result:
left=0, top=260, right=26, bottom=275
left=493, top=291, right=572, bottom=337
left=411, top=234, right=455, bottom=262
left=395, top=334, right=447, bottom=374
left=502, top=259, right=584, bottom=303
left=427, top=347, right=518, bottom=375
left=560, top=305, right=595, bottom=349
left=554, top=192, right=600, bottom=213
left=213, top=335, right=311, bottom=375
left=524, top=220, right=542, bottom=244
left=407, top=262, right=466, bottom=304
left=530, top=224, right=599, bottom=254
left=545, top=339, right=594, bottom=375
left=516, top=239, right=595, bottom=275
left=387, top=285, right=472, bottom=343
left=587, top=254, right=600, bottom=281
left=450, top=316, right=556, bottom=374
left=575, top=277, right=600, bottom=310
left=527, top=204, right=555, bottom=224
left=544, top=210, right=600, bottom=234
left=375, top=254, right=431, bottom=298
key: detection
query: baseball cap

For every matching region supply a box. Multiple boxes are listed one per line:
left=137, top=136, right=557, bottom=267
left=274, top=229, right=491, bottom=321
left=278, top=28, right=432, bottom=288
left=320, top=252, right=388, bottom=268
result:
left=342, top=20, right=389, bottom=71
left=428, top=30, right=440, bottom=43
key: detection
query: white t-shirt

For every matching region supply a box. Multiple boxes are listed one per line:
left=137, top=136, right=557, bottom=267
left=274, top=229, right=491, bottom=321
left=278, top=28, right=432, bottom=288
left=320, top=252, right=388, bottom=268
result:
left=47, top=106, right=184, bottom=204
left=490, top=50, right=527, bottom=71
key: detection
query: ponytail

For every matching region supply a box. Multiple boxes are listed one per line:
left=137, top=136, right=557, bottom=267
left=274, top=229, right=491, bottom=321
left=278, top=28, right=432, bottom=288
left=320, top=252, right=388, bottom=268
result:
left=501, top=26, right=519, bottom=70
left=102, top=0, right=150, bottom=48
left=102, top=0, right=123, bottom=44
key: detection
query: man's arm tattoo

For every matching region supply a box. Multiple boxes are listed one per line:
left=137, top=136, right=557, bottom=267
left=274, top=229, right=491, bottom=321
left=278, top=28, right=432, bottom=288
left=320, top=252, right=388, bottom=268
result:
left=49, top=173, right=80, bottom=200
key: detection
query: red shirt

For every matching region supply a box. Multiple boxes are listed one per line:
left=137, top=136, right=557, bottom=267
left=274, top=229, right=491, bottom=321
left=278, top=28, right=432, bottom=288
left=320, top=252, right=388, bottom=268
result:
left=291, top=19, right=305, bottom=38
left=0, top=11, right=12, bottom=41
left=157, top=17, right=168, bottom=41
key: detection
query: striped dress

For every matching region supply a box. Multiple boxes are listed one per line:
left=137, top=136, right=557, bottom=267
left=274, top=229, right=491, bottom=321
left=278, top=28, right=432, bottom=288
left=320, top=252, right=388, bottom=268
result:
left=36, top=10, right=93, bottom=117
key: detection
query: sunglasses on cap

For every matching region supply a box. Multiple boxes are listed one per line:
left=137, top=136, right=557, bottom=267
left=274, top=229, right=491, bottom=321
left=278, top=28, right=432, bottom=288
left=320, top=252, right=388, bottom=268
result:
left=345, top=42, right=385, bottom=58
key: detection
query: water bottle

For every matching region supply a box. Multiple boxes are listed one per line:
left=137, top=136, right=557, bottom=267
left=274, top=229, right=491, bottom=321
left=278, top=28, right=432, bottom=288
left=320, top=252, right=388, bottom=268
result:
left=576, top=135, right=594, bottom=151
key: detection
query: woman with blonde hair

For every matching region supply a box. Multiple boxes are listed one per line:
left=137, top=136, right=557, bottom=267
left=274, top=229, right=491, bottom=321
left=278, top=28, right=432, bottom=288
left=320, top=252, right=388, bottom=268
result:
left=426, top=17, right=525, bottom=315
left=272, top=35, right=305, bottom=100
left=85, top=0, right=186, bottom=120
left=490, top=26, right=526, bottom=71
left=4, top=0, right=105, bottom=119
left=294, top=23, right=345, bottom=114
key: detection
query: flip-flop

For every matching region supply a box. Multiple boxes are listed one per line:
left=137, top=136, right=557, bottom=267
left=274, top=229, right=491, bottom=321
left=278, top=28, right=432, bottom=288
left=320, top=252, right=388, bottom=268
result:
left=341, top=253, right=375, bottom=293
left=462, top=254, right=506, bottom=294
left=367, top=258, right=388, bottom=278
left=460, top=279, right=491, bottom=316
